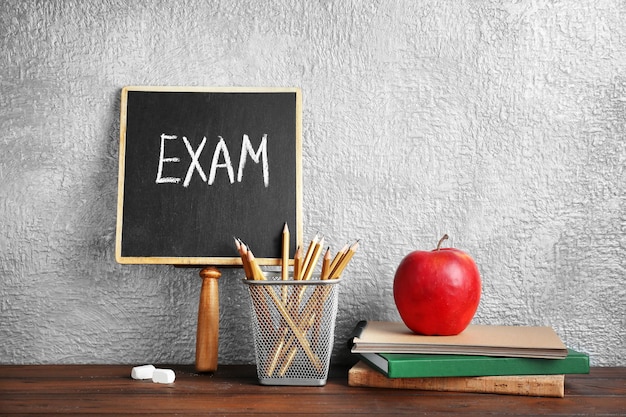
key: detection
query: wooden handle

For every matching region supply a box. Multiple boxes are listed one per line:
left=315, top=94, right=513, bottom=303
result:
left=195, top=267, right=221, bottom=372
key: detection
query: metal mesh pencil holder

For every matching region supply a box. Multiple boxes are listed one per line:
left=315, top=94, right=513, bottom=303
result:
left=243, top=275, right=340, bottom=386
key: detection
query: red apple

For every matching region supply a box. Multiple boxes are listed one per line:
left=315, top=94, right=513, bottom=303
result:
left=393, top=235, right=481, bottom=336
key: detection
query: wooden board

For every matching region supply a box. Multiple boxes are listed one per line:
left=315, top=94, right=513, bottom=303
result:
left=348, top=361, right=565, bottom=397
left=116, top=86, right=302, bottom=265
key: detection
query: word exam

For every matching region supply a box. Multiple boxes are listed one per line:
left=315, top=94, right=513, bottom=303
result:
left=155, top=133, right=270, bottom=187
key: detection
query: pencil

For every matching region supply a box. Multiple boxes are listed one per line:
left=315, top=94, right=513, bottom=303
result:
left=299, top=234, right=319, bottom=280
left=301, top=237, right=324, bottom=281
left=293, top=246, right=302, bottom=281
left=321, top=247, right=331, bottom=280
left=247, top=249, right=266, bottom=281
left=329, top=240, right=359, bottom=279
left=235, top=237, right=253, bottom=279
left=281, top=223, right=289, bottom=281
left=328, top=243, right=348, bottom=275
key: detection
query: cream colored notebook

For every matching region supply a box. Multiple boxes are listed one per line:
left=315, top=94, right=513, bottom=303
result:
left=350, top=321, right=568, bottom=359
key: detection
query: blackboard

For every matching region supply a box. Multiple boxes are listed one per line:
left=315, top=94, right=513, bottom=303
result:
left=115, top=86, right=302, bottom=265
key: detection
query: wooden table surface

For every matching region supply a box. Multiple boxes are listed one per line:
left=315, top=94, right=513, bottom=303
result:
left=0, top=365, right=624, bottom=416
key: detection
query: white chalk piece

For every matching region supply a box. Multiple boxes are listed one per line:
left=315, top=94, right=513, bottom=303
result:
left=152, top=368, right=176, bottom=384
left=131, top=364, right=155, bottom=380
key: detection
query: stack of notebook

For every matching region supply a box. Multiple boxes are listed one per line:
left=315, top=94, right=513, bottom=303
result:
left=348, top=321, right=590, bottom=397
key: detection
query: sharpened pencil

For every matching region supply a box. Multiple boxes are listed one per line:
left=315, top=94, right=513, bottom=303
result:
left=329, top=240, right=359, bottom=279
left=301, top=237, right=324, bottom=281
left=247, top=249, right=266, bottom=281
left=321, top=247, right=331, bottom=280
left=293, top=246, right=303, bottom=281
left=299, top=234, right=319, bottom=278
left=235, top=237, right=253, bottom=279
left=328, top=243, right=348, bottom=276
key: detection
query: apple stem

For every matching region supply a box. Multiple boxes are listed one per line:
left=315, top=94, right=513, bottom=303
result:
left=436, top=234, right=449, bottom=251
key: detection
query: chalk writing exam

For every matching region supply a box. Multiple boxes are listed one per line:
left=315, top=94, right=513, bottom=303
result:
left=155, top=133, right=270, bottom=187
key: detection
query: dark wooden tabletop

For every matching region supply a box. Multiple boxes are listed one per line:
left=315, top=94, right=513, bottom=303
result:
left=0, top=364, right=624, bottom=416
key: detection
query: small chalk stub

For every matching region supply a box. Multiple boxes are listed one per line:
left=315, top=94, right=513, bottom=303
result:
left=152, top=368, right=176, bottom=384
left=131, top=364, right=155, bottom=380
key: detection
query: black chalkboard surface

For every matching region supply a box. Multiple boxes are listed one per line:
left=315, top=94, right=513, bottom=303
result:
left=116, top=86, right=302, bottom=265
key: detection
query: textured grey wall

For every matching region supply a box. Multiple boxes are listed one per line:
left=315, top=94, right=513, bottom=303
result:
left=1, top=1, right=624, bottom=366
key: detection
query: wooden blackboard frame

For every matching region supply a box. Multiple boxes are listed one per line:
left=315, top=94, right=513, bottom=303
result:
left=115, top=86, right=303, bottom=266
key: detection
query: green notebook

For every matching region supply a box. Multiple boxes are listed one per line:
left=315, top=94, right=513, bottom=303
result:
left=357, top=349, right=589, bottom=378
